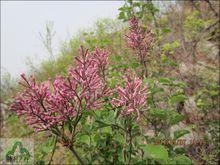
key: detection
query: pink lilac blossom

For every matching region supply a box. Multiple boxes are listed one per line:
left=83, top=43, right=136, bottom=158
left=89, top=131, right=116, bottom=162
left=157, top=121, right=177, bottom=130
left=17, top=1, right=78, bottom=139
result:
left=92, top=47, right=109, bottom=72
left=92, top=47, right=109, bottom=81
left=10, top=75, right=60, bottom=132
left=126, top=17, right=154, bottom=60
left=68, top=46, right=111, bottom=110
left=111, top=70, right=147, bottom=120
left=10, top=46, right=110, bottom=132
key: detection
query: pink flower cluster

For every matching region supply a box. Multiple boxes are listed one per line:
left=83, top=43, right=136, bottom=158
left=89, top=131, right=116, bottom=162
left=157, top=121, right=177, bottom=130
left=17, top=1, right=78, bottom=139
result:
left=93, top=48, right=109, bottom=72
left=10, top=46, right=110, bottom=132
left=11, top=17, right=150, bottom=133
left=92, top=48, right=109, bottom=81
left=126, top=17, right=154, bottom=60
left=127, top=18, right=144, bottom=49
left=111, top=70, right=147, bottom=120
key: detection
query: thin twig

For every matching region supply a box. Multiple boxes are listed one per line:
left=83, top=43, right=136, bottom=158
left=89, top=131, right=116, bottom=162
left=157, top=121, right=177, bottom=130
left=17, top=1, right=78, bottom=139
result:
left=128, top=127, right=132, bottom=165
left=69, top=145, right=85, bottom=165
left=48, top=135, right=58, bottom=165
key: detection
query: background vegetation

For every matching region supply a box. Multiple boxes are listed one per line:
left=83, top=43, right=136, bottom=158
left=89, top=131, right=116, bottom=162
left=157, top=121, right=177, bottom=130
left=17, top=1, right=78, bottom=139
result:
left=1, top=1, right=219, bottom=164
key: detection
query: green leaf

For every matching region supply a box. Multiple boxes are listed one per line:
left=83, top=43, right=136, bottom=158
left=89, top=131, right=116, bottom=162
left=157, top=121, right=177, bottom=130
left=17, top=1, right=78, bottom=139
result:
left=102, top=126, right=112, bottom=134
left=83, top=110, right=97, bottom=119
left=162, top=28, right=171, bottom=34
left=39, top=137, right=55, bottom=154
left=209, top=90, right=218, bottom=97
left=6, top=150, right=13, bottom=158
left=78, top=134, right=90, bottom=145
left=133, top=2, right=140, bottom=7
left=158, top=77, right=172, bottom=85
left=174, top=147, right=186, bottom=154
left=168, top=60, right=178, bottom=67
left=173, top=81, right=187, bottom=88
left=169, top=94, right=187, bottom=105
left=174, top=130, right=190, bottom=140
left=131, top=123, right=140, bottom=135
left=163, top=43, right=172, bottom=51
left=130, top=62, right=140, bottom=69
left=149, top=87, right=164, bottom=95
left=143, top=78, right=154, bottom=84
left=149, top=109, right=184, bottom=125
left=118, top=12, right=125, bottom=20
left=95, top=120, right=110, bottom=128
left=113, top=133, right=124, bottom=144
left=149, top=108, right=167, bottom=120
left=36, top=160, right=45, bottom=165
left=172, top=41, right=180, bottom=48
left=118, top=7, right=125, bottom=11
left=113, top=108, right=120, bottom=119
left=140, top=144, right=169, bottom=161
left=168, top=111, right=185, bottom=125
left=173, top=155, right=192, bottom=165
left=106, top=110, right=115, bottom=121
left=127, top=0, right=133, bottom=5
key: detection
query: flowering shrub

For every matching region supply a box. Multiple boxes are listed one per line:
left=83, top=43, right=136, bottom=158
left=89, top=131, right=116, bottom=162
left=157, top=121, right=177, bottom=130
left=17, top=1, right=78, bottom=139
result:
left=5, top=0, right=219, bottom=164
left=11, top=46, right=110, bottom=132
left=10, top=19, right=151, bottom=163
left=10, top=46, right=114, bottom=164
left=10, top=15, right=194, bottom=164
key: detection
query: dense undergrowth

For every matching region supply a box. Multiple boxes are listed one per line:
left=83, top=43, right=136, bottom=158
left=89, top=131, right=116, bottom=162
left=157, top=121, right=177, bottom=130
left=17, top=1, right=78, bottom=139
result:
left=1, top=1, right=219, bottom=165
